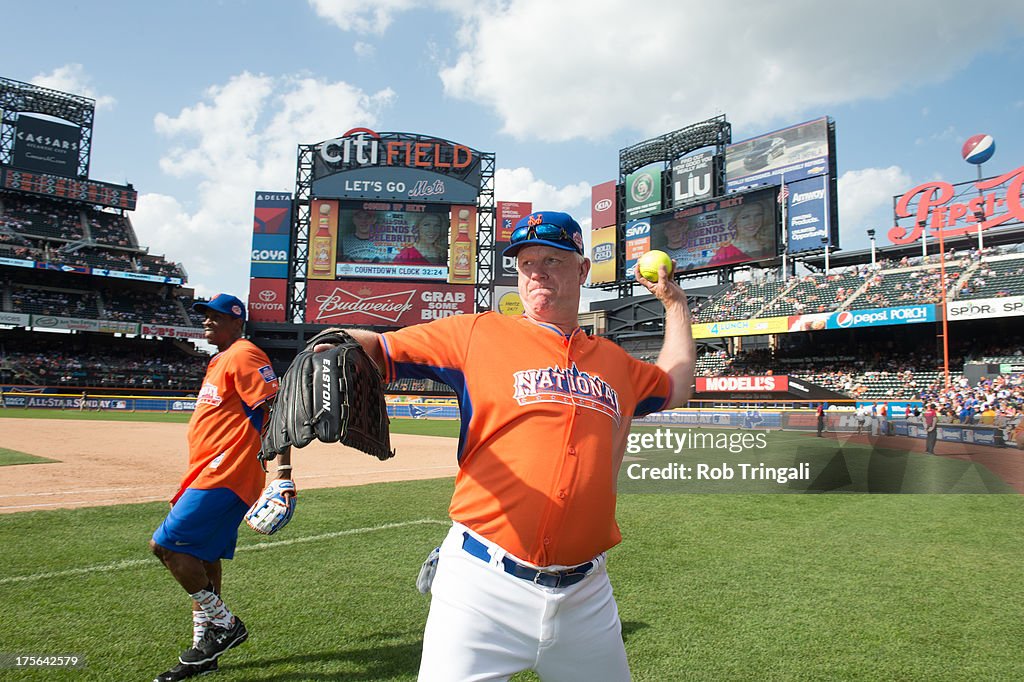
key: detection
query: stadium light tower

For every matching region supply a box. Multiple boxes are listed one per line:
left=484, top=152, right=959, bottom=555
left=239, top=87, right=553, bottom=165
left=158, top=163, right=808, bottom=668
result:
left=867, top=229, right=876, bottom=266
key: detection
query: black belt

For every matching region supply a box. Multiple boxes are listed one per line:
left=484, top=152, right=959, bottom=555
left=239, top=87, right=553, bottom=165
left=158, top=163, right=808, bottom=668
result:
left=461, top=532, right=593, bottom=588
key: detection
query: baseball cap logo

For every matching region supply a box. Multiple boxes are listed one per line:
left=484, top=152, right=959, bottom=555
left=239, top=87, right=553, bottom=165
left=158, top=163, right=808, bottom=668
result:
left=232, top=305, right=243, bottom=316
left=528, top=213, right=544, bottom=227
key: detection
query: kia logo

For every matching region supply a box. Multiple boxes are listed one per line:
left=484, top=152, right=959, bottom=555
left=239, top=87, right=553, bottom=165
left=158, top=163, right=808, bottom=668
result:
left=594, top=199, right=612, bottom=212
left=259, top=290, right=277, bottom=303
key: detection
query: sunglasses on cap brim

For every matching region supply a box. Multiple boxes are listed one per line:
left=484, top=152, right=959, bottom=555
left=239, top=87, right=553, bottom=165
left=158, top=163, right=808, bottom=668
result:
left=509, top=223, right=583, bottom=255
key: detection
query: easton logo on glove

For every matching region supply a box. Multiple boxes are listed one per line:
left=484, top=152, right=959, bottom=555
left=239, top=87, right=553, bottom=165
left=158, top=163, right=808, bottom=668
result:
left=245, top=479, right=296, bottom=535
left=260, top=328, right=394, bottom=462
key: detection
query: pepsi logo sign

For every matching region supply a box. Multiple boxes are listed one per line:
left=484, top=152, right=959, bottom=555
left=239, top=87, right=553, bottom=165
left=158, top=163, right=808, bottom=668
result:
left=836, top=311, right=854, bottom=328
left=961, top=134, right=995, bottom=165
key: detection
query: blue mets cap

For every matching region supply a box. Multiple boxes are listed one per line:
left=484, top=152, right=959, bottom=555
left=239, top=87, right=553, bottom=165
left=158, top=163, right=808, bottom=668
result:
left=192, top=293, right=246, bottom=322
left=502, top=211, right=585, bottom=258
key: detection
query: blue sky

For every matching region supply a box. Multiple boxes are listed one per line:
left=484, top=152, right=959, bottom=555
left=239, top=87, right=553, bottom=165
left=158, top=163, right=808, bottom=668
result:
left=4, top=0, right=1024, bottom=304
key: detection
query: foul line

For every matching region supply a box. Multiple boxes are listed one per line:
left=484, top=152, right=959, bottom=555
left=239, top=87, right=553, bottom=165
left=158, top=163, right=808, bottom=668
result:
left=0, top=518, right=448, bottom=586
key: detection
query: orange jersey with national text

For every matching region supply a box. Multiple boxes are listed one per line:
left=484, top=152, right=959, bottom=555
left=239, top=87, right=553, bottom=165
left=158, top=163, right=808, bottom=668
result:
left=174, top=338, right=278, bottom=506
left=381, top=313, right=670, bottom=566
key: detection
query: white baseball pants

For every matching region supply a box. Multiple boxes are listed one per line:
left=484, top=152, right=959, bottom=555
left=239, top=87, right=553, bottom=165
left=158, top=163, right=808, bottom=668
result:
left=417, top=523, right=630, bottom=681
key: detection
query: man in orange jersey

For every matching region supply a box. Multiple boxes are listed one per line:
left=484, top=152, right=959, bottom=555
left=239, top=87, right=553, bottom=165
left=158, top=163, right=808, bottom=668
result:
left=149, top=294, right=289, bottom=682
left=341, top=211, right=694, bottom=680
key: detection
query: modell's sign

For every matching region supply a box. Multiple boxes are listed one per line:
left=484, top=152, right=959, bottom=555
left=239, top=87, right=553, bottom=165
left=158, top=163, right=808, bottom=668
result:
left=310, top=129, right=485, bottom=204
left=888, top=165, right=1024, bottom=244
left=305, top=280, right=474, bottom=326
left=696, top=376, right=790, bottom=392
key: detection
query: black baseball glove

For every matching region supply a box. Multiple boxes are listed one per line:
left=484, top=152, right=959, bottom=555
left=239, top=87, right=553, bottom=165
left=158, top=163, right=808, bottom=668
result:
left=261, top=328, right=394, bottom=463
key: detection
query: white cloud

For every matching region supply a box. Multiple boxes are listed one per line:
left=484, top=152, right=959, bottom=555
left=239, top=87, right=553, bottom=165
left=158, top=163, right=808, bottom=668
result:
left=31, top=64, right=116, bottom=110
left=133, top=72, right=394, bottom=300
left=353, top=41, right=376, bottom=59
left=494, top=167, right=590, bottom=215
left=308, top=0, right=422, bottom=34
left=432, top=0, right=1024, bottom=141
left=837, top=165, right=912, bottom=248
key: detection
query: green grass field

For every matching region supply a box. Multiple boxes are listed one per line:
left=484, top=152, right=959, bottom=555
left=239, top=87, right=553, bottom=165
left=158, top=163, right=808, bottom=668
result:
left=0, top=447, right=55, bottom=466
left=1, top=415, right=1022, bottom=680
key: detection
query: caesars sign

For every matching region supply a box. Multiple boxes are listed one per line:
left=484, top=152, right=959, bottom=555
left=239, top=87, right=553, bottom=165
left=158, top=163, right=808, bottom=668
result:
left=310, top=128, right=485, bottom=204
left=305, top=280, right=474, bottom=326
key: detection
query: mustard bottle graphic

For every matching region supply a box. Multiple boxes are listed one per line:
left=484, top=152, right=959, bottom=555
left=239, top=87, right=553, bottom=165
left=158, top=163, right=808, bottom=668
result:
left=312, top=203, right=332, bottom=276
left=452, top=209, right=472, bottom=280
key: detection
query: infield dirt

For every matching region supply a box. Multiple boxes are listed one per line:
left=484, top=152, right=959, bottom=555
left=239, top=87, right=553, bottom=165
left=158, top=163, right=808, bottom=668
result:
left=0, top=418, right=458, bottom=514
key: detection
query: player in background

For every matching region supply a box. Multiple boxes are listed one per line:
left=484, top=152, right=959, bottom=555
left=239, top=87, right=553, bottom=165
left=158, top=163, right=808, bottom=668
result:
left=340, top=210, right=694, bottom=680
left=149, top=294, right=290, bottom=682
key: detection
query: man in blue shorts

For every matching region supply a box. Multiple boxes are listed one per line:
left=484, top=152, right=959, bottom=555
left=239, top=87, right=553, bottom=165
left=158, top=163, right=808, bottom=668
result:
left=149, top=294, right=288, bottom=681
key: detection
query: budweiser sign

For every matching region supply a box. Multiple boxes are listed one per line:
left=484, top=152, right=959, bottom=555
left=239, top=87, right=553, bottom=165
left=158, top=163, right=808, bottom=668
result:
left=314, top=286, right=416, bottom=323
left=305, top=280, right=474, bottom=326
left=888, top=165, right=1024, bottom=245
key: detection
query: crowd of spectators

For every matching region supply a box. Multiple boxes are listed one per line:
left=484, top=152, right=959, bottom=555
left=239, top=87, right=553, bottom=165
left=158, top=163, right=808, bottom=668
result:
left=0, top=195, right=84, bottom=240
left=918, top=372, right=1024, bottom=429
left=101, top=288, right=186, bottom=325
left=1, top=345, right=208, bottom=391
left=688, top=246, right=1024, bottom=324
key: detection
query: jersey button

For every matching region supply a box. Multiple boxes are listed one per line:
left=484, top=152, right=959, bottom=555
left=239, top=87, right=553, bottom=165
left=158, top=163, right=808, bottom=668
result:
left=558, top=490, right=567, bottom=499
left=567, top=446, right=576, bottom=455
left=543, top=537, right=551, bottom=546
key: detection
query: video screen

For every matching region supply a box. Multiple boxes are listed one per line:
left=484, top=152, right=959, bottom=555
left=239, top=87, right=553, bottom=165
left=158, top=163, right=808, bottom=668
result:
left=335, top=201, right=450, bottom=266
left=650, top=188, right=778, bottom=272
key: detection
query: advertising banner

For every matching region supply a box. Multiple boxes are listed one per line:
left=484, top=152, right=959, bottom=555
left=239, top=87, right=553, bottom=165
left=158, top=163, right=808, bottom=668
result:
left=31, top=315, right=139, bottom=335
left=623, top=218, right=652, bottom=280
left=591, top=180, right=617, bottom=228
left=248, top=278, right=289, bottom=323
left=696, top=376, right=790, bottom=392
left=888, top=164, right=1024, bottom=246
left=785, top=174, right=830, bottom=253
left=90, top=268, right=183, bottom=285
left=253, top=191, right=292, bottom=234
left=787, top=305, right=935, bottom=332
left=671, top=151, right=714, bottom=207
left=0, top=311, right=31, bottom=326
left=725, top=117, right=830, bottom=193
left=624, top=164, right=662, bottom=220
left=12, top=115, right=80, bottom=176
left=311, top=129, right=482, bottom=204
left=691, top=316, right=790, bottom=339
left=308, top=199, right=340, bottom=280
left=650, top=187, right=778, bottom=272
left=305, top=280, right=474, bottom=326
left=493, top=286, right=524, bottom=316
left=332, top=200, right=450, bottom=280
left=448, top=205, right=477, bottom=285
left=140, top=323, right=206, bottom=340
left=251, top=233, right=290, bottom=280
left=590, top=225, right=617, bottom=284
left=0, top=256, right=35, bottom=269
left=494, top=202, right=531, bottom=286
left=946, top=295, right=1024, bottom=321
left=497, top=201, right=531, bottom=241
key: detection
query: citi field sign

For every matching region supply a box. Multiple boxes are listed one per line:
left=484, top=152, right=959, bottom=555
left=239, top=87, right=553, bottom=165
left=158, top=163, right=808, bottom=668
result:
left=311, top=128, right=484, bottom=204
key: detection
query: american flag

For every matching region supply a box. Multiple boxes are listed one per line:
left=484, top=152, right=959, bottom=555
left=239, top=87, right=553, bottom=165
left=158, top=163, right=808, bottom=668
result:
left=778, top=184, right=790, bottom=204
